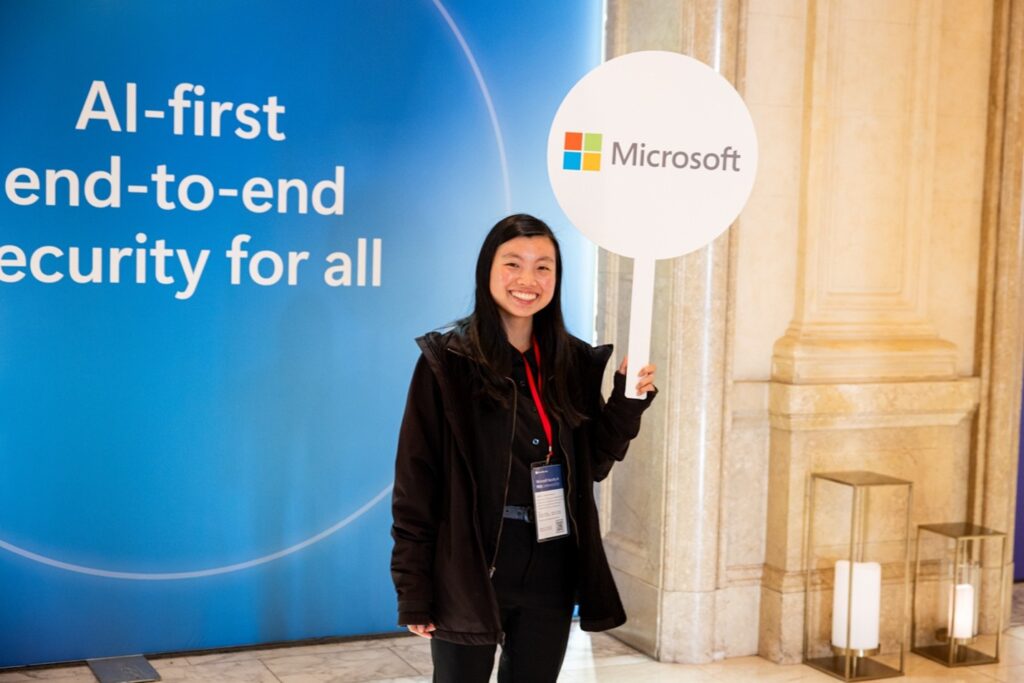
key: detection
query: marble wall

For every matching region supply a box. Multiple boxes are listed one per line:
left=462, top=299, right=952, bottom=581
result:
left=598, top=0, right=1019, bottom=665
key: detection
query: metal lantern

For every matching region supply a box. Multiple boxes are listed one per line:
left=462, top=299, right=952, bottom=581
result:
left=803, top=471, right=913, bottom=681
left=911, top=523, right=1007, bottom=667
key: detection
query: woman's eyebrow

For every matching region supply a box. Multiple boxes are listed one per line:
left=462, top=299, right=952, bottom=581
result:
left=499, top=251, right=554, bottom=262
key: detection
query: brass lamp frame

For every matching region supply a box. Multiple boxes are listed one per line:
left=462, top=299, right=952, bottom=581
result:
left=911, top=523, right=1007, bottom=667
left=803, top=471, right=913, bottom=682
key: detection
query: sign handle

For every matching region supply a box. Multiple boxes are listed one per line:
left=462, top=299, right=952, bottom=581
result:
left=625, top=256, right=655, bottom=400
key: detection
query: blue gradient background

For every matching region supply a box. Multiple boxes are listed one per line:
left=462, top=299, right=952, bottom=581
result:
left=0, top=0, right=601, bottom=667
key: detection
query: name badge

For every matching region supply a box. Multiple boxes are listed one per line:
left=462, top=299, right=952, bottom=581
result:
left=531, top=462, right=570, bottom=542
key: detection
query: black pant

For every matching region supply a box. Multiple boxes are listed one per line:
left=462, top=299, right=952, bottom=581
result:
left=431, top=516, right=577, bottom=682
left=430, top=600, right=574, bottom=683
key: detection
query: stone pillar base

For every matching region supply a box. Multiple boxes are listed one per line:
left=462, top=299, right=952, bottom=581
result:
left=757, top=580, right=805, bottom=664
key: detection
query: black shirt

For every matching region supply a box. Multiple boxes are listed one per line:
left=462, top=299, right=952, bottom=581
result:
left=506, top=344, right=561, bottom=507
left=491, top=343, right=577, bottom=606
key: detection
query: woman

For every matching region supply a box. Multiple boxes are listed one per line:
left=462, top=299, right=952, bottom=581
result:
left=390, top=214, right=656, bottom=682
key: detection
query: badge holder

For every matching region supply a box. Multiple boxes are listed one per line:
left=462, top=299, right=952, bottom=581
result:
left=531, top=460, right=569, bottom=542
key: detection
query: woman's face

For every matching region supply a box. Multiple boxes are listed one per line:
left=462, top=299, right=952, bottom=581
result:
left=488, top=235, right=557, bottom=324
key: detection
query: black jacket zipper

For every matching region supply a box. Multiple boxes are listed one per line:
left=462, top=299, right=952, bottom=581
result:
left=440, top=346, right=515, bottom=600
left=557, top=423, right=581, bottom=544
left=488, top=377, right=517, bottom=577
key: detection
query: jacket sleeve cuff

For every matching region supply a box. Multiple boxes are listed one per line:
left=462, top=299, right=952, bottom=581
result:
left=608, top=371, right=657, bottom=413
left=398, top=610, right=433, bottom=627
left=397, top=598, right=432, bottom=627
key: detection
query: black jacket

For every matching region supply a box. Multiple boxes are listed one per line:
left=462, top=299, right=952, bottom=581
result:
left=390, top=329, right=654, bottom=645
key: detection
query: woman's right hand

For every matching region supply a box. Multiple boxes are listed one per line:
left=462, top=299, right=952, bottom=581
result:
left=407, top=623, right=436, bottom=639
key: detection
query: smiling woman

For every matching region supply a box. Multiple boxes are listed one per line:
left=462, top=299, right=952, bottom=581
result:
left=390, top=213, right=657, bottom=683
left=488, top=234, right=557, bottom=351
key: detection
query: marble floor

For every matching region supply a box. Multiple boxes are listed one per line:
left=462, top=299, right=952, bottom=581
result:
left=5, top=585, right=1024, bottom=683
left=5, top=623, right=1024, bottom=683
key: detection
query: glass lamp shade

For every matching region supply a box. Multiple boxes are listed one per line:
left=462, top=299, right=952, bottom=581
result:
left=911, top=524, right=1007, bottom=667
left=803, top=471, right=913, bottom=682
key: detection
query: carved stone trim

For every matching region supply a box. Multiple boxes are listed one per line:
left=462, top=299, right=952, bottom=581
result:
left=772, top=0, right=958, bottom=383
left=769, top=378, right=980, bottom=431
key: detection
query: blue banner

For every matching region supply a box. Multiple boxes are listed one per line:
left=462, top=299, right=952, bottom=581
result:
left=0, top=0, right=600, bottom=666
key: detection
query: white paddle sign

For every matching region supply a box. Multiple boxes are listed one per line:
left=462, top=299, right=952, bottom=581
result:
left=548, top=51, right=758, bottom=398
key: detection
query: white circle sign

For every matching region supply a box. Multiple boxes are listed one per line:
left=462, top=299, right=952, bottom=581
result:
left=547, top=51, right=758, bottom=260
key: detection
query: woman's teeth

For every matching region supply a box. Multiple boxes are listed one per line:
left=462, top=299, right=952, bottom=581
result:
left=511, top=291, right=538, bottom=302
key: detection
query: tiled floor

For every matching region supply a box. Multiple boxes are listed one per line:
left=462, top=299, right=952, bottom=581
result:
left=5, top=624, right=1024, bottom=683
left=4, top=585, right=1024, bottom=683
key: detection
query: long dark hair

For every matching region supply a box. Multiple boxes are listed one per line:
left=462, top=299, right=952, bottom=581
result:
left=455, top=214, right=586, bottom=427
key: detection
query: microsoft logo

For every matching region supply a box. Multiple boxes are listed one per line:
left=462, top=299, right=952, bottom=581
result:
left=562, top=131, right=602, bottom=171
left=559, top=131, right=744, bottom=174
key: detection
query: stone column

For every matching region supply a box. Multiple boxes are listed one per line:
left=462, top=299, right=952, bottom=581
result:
left=599, top=0, right=742, bottom=664
left=973, top=0, right=1024, bottom=630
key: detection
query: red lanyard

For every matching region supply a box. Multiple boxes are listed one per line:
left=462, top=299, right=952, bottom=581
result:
left=521, top=336, right=553, bottom=464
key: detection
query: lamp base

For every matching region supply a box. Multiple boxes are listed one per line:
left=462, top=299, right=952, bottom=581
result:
left=831, top=645, right=882, bottom=658
left=913, top=643, right=997, bottom=667
left=803, top=654, right=903, bottom=682
left=933, top=627, right=977, bottom=645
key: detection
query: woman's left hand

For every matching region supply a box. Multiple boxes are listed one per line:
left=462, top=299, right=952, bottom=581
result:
left=618, top=356, right=656, bottom=395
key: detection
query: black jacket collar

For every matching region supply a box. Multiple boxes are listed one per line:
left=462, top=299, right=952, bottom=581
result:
left=416, top=327, right=613, bottom=378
